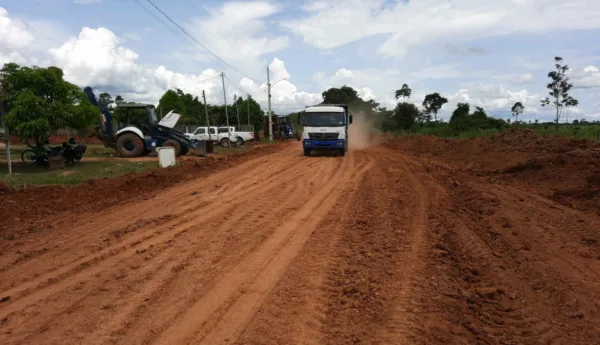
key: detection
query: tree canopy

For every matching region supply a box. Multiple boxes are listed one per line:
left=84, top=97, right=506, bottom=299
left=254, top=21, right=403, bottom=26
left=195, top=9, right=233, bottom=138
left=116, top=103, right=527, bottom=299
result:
left=541, top=56, right=579, bottom=126
left=1, top=63, right=99, bottom=145
left=394, top=84, right=412, bottom=100
left=422, top=92, right=448, bottom=122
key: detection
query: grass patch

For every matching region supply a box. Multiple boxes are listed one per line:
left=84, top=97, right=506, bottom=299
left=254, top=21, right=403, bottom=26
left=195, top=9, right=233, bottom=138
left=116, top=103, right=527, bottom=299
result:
left=0, top=159, right=157, bottom=187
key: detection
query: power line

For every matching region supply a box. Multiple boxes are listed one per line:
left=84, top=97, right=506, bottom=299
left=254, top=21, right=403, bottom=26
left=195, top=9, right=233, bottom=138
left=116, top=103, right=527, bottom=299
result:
left=223, top=74, right=260, bottom=99
left=134, top=0, right=185, bottom=40
left=185, top=0, right=229, bottom=42
left=145, top=0, right=261, bottom=83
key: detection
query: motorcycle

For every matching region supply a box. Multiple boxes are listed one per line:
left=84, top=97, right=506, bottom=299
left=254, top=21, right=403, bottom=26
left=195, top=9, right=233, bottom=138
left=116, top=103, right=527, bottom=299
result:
left=21, top=138, right=87, bottom=166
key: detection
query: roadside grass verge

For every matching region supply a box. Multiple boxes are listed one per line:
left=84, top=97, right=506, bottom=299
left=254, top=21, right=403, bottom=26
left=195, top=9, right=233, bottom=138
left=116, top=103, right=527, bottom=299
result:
left=0, top=160, right=157, bottom=187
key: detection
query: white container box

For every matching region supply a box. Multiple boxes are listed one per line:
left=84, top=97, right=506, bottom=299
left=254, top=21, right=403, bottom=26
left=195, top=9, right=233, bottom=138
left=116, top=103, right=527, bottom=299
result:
left=157, top=147, right=176, bottom=167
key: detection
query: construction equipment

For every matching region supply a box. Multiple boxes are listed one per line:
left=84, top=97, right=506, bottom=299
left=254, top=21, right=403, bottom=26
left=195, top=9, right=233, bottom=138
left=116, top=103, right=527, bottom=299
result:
left=84, top=87, right=206, bottom=157
left=264, top=115, right=300, bottom=141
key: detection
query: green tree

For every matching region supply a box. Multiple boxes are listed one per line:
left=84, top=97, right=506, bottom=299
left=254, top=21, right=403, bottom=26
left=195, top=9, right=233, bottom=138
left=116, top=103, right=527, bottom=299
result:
left=393, top=102, right=420, bottom=130
left=511, top=102, right=524, bottom=123
left=158, top=89, right=186, bottom=119
left=540, top=56, right=579, bottom=128
left=115, top=95, right=124, bottom=105
left=394, top=83, right=412, bottom=101
left=99, top=92, right=114, bottom=110
left=1, top=63, right=98, bottom=145
left=422, top=92, right=448, bottom=122
left=321, top=85, right=360, bottom=104
left=449, top=102, right=471, bottom=131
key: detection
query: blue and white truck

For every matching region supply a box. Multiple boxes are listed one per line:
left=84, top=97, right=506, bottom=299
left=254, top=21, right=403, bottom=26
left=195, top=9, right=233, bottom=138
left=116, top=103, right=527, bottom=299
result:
left=302, top=104, right=353, bottom=157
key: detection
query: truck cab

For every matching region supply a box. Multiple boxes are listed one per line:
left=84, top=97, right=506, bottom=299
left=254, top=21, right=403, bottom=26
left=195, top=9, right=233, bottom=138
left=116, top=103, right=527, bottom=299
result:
left=302, top=104, right=352, bottom=156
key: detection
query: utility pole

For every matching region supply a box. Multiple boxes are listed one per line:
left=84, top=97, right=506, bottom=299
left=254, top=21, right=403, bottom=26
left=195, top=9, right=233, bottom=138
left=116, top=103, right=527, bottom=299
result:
left=202, top=90, right=210, bottom=141
left=267, top=66, right=273, bottom=141
left=247, top=93, right=250, bottom=126
left=220, top=72, right=231, bottom=145
left=0, top=75, right=11, bottom=176
left=234, top=93, right=240, bottom=129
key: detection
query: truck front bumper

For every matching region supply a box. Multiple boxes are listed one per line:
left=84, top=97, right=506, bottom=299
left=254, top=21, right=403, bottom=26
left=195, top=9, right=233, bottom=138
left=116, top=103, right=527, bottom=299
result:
left=303, top=139, right=346, bottom=150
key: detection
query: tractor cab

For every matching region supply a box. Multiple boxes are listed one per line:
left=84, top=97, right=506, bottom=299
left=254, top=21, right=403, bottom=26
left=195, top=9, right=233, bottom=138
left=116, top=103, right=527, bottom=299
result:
left=264, top=114, right=300, bottom=141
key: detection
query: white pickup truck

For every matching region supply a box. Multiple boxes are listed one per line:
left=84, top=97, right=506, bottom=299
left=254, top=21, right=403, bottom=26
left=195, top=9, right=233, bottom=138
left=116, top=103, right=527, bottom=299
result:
left=184, top=126, right=238, bottom=147
left=222, top=126, right=254, bottom=145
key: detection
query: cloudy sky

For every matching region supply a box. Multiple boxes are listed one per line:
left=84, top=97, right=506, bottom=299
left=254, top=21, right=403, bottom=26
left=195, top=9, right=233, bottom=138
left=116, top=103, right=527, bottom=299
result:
left=2, top=0, right=600, bottom=121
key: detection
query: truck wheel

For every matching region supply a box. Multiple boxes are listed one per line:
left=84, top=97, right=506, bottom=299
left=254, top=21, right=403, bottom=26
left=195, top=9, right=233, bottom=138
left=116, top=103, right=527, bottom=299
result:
left=116, top=133, right=145, bottom=157
left=304, top=149, right=310, bottom=157
left=163, top=139, right=182, bottom=156
left=236, top=137, right=244, bottom=146
left=220, top=138, right=230, bottom=148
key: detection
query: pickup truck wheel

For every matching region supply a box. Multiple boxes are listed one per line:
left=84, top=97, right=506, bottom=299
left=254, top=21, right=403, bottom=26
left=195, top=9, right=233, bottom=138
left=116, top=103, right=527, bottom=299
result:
left=163, top=139, right=182, bottom=156
left=236, top=137, right=244, bottom=146
left=116, top=133, right=145, bottom=158
left=220, top=138, right=231, bottom=148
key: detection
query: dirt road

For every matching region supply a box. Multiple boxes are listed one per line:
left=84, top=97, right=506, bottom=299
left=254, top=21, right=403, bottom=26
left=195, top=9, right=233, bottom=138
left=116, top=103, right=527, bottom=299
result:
left=1, top=135, right=600, bottom=345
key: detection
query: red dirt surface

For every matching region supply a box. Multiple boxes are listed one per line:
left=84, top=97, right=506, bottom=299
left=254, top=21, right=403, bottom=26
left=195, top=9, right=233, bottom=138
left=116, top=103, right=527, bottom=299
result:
left=390, top=129, right=600, bottom=215
left=1, top=131, right=599, bottom=345
left=0, top=143, right=285, bottom=240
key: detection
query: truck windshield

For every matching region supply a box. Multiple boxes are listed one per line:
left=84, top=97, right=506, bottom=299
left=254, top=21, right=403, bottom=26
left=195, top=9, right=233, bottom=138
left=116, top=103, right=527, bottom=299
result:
left=148, top=107, right=158, bottom=123
left=304, top=112, right=345, bottom=127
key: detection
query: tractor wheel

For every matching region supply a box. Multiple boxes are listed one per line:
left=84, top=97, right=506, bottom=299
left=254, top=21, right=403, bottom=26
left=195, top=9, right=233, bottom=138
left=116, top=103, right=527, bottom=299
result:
left=279, top=131, right=285, bottom=141
left=303, top=149, right=310, bottom=157
left=163, top=139, right=182, bottom=156
left=339, top=148, right=346, bottom=157
left=295, top=132, right=301, bottom=141
left=116, top=133, right=145, bottom=158
left=220, top=138, right=231, bottom=148
left=180, top=143, right=189, bottom=156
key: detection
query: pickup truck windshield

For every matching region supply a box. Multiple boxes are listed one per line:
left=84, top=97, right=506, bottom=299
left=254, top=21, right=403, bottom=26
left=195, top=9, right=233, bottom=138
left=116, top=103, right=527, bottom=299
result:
left=304, top=112, right=345, bottom=127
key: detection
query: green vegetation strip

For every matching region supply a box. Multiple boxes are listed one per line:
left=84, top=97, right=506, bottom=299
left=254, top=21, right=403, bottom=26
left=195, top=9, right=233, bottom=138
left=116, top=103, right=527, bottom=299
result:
left=0, top=160, right=157, bottom=187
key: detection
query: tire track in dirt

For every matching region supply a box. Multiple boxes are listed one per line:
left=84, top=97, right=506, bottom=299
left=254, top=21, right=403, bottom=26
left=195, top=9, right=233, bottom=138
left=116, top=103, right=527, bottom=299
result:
left=146, top=154, right=358, bottom=345
left=0, top=147, right=353, bottom=345
left=0, top=149, right=304, bottom=286
left=233, top=151, right=374, bottom=345
left=13, top=180, right=304, bottom=345
left=101, top=156, right=340, bottom=345
left=417, top=157, right=600, bottom=345
left=0, top=150, right=316, bottom=308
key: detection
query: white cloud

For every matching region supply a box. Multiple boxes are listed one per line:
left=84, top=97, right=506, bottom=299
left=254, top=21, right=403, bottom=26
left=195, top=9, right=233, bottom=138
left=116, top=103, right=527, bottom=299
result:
left=284, top=0, right=600, bottom=57
left=515, top=72, right=535, bottom=85
left=447, top=83, right=541, bottom=115
left=50, top=28, right=144, bottom=92
left=238, top=58, right=323, bottom=113
left=45, top=26, right=319, bottom=113
left=571, top=65, right=600, bottom=89
left=181, top=1, right=289, bottom=79
left=0, top=7, right=34, bottom=49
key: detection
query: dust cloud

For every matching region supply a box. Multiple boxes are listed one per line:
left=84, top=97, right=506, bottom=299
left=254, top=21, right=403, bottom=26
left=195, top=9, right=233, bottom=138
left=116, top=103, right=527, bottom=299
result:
left=348, top=112, right=380, bottom=150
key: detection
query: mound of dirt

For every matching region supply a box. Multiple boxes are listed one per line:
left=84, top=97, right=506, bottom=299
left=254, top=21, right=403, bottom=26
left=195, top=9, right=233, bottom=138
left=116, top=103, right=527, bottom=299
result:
left=387, top=130, right=600, bottom=214
left=0, top=143, right=285, bottom=240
